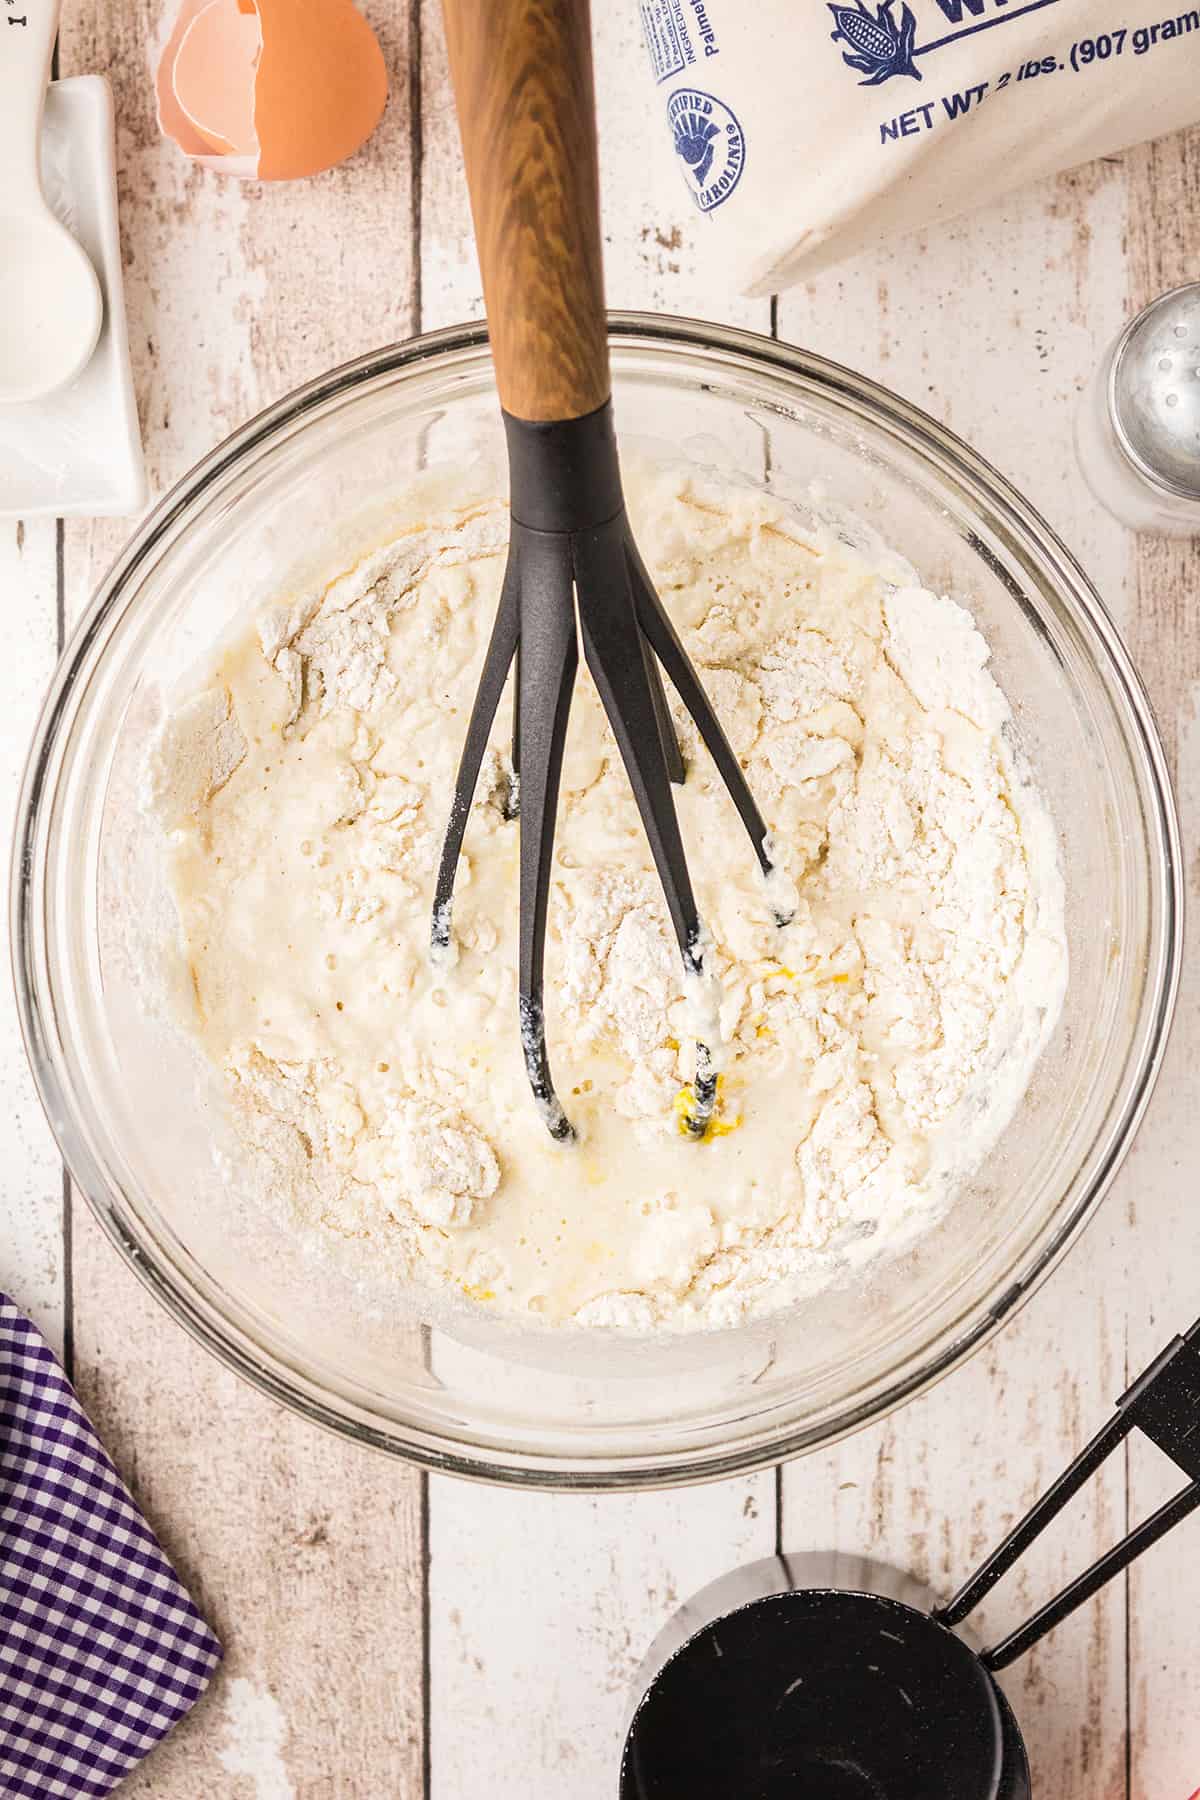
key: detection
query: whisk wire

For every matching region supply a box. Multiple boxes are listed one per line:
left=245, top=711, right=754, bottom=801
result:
left=572, top=519, right=700, bottom=963
left=642, top=629, right=686, bottom=785
left=514, top=528, right=579, bottom=1140
left=626, top=540, right=775, bottom=883
left=430, top=554, right=521, bottom=955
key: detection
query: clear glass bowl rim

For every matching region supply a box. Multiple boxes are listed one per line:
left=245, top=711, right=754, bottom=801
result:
left=11, top=312, right=1184, bottom=1490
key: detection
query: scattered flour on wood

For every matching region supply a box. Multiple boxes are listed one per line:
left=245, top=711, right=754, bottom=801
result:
left=215, top=1676, right=294, bottom=1800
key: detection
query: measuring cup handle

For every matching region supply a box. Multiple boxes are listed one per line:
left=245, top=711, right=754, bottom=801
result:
left=0, top=0, right=60, bottom=202
left=936, top=1321, right=1200, bottom=1671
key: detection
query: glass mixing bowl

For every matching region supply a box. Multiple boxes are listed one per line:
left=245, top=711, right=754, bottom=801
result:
left=13, top=316, right=1182, bottom=1489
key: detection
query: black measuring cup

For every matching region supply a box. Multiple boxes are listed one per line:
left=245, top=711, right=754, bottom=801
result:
left=621, top=1320, right=1200, bottom=1799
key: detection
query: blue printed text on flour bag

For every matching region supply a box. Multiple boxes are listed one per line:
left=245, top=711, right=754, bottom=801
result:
left=667, top=90, right=745, bottom=211
left=869, top=8, right=1200, bottom=144
left=641, top=0, right=721, bottom=83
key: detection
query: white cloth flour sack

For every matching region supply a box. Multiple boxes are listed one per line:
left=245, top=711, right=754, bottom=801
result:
left=637, top=0, right=1200, bottom=289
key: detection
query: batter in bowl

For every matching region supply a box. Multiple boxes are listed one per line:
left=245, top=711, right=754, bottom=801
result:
left=149, top=464, right=1067, bottom=1331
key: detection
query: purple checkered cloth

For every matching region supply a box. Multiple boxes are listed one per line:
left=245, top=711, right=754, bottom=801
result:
left=0, top=1295, right=221, bottom=1797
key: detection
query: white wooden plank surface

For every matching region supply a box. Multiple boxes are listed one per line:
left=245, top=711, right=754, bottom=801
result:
left=0, top=3, right=1194, bottom=1795
left=50, top=6, right=427, bottom=1795
left=430, top=1482, right=772, bottom=1797
left=1122, top=126, right=1200, bottom=1800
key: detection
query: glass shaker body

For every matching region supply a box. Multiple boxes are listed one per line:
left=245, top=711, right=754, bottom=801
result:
left=1075, top=283, right=1200, bottom=537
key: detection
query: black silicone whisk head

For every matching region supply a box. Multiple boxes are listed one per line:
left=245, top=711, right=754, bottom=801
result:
left=435, top=0, right=787, bottom=1140
left=430, top=408, right=787, bottom=1140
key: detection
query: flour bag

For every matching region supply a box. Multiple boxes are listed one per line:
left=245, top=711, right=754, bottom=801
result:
left=638, top=0, right=1200, bottom=289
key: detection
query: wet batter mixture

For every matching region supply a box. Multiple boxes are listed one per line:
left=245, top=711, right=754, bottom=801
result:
left=150, top=465, right=1067, bottom=1330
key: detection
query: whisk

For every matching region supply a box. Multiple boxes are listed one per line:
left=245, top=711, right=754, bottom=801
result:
left=433, top=0, right=787, bottom=1141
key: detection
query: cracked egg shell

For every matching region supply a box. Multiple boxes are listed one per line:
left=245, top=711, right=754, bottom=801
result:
left=157, top=0, right=388, bottom=181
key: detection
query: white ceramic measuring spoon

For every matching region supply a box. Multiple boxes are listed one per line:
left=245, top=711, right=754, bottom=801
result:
left=0, top=0, right=103, bottom=406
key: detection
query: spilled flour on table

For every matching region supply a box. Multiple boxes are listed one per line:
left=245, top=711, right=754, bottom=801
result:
left=215, top=1676, right=294, bottom=1799
left=148, top=464, right=1067, bottom=1332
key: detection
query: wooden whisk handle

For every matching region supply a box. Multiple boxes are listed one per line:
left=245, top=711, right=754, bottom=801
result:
left=441, top=0, right=610, bottom=424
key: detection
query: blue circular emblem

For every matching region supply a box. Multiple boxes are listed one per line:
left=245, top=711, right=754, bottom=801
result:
left=666, top=89, right=745, bottom=214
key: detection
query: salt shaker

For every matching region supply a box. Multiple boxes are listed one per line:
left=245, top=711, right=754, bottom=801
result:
left=1076, top=283, right=1200, bottom=536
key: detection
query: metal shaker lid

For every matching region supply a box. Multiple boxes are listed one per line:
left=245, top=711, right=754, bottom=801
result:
left=1110, top=283, right=1200, bottom=500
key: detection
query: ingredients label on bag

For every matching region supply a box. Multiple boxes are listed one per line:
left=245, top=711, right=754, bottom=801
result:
left=640, top=0, right=721, bottom=84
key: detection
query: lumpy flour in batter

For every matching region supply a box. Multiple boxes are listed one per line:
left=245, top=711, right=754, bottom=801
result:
left=149, top=465, right=1067, bottom=1331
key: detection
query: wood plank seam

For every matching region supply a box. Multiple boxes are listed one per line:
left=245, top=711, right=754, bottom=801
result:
left=769, top=286, right=783, bottom=1560
left=414, top=17, right=432, bottom=1796
left=410, top=0, right=425, bottom=337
